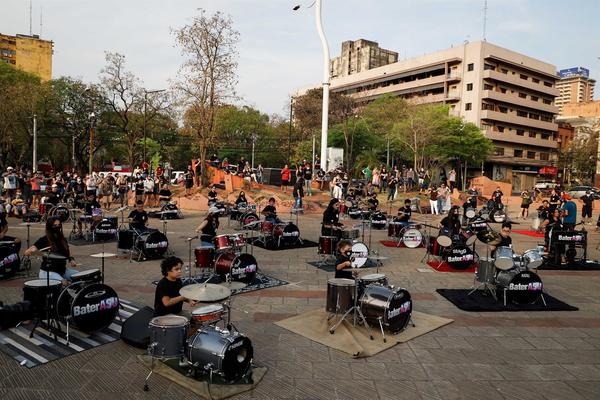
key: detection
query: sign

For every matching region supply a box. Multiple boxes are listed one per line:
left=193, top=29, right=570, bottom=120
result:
left=327, top=147, right=344, bottom=172
left=539, top=166, right=558, bottom=176
left=559, top=67, right=589, bottom=79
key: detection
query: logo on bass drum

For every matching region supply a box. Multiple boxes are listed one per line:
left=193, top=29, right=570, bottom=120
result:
left=508, top=282, right=542, bottom=291
left=73, top=296, right=119, bottom=316
left=0, top=253, right=18, bottom=267
left=231, top=264, right=257, bottom=276
left=145, top=241, right=168, bottom=249
left=387, top=301, right=411, bottom=319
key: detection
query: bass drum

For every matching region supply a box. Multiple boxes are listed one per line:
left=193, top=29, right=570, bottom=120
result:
left=56, top=282, right=120, bottom=333
left=491, top=209, right=507, bottom=223
left=136, top=230, right=169, bottom=259
left=214, top=253, right=257, bottom=283
left=187, top=326, right=253, bottom=382
left=0, top=242, right=20, bottom=279
left=274, top=222, right=300, bottom=246
left=402, top=228, right=423, bottom=248
left=496, top=270, right=543, bottom=304
left=351, top=241, right=369, bottom=268
left=360, top=285, right=412, bottom=334
left=370, top=212, right=387, bottom=230
left=95, top=218, right=118, bottom=241
left=348, top=207, right=362, bottom=219
left=240, top=212, right=259, bottom=229
left=51, top=204, right=71, bottom=223
left=445, top=245, right=475, bottom=270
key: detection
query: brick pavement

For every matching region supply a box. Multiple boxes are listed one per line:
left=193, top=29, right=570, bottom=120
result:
left=0, top=203, right=599, bottom=399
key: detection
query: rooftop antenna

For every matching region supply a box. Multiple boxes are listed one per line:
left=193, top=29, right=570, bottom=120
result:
left=483, top=0, right=488, bottom=41
left=29, top=0, right=32, bottom=36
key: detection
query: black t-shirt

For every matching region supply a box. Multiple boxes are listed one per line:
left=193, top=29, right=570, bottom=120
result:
left=367, top=197, right=379, bottom=210
left=323, top=208, right=339, bottom=225
left=128, top=209, right=148, bottom=229
left=493, top=190, right=503, bottom=202
left=83, top=200, right=101, bottom=215
left=34, top=236, right=69, bottom=275
left=200, top=218, right=218, bottom=241
left=582, top=195, right=594, bottom=208
left=263, top=205, right=276, bottom=215
left=235, top=197, right=247, bottom=205
left=208, top=190, right=217, bottom=200
left=45, top=193, right=59, bottom=206
left=397, top=206, right=411, bottom=222
left=135, top=182, right=145, bottom=195
left=159, top=189, right=172, bottom=199
left=440, top=216, right=461, bottom=235
left=304, top=169, right=312, bottom=180
left=334, top=254, right=354, bottom=279
left=154, top=278, right=183, bottom=316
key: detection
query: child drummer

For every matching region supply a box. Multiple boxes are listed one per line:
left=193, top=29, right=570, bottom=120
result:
left=154, top=256, right=197, bottom=317
left=335, top=240, right=358, bottom=279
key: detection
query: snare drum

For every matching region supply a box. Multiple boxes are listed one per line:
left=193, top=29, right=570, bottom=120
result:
left=191, top=303, right=225, bottom=326
left=318, top=236, right=339, bottom=255
left=148, top=315, right=189, bottom=359
left=229, top=233, right=246, bottom=248
left=213, top=235, right=232, bottom=251
left=436, top=228, right=453, bottom=247
left=494, top=246, right=514, bottom=271
left=461, top=229, right=477, bottom=246
left=465, top=208, right=476, bottom=219
left=326, top=278, right=355, bottom=314
left=340, top=228, right=359, bottom=240
left=194, top=245, right=215, bottom=268
left=357, top=273, right=388, bottom=298
left=71, top=268, right=102, bottom=284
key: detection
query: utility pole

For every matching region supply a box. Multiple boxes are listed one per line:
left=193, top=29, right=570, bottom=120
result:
left=32, top=114, right=37, bottom=173
left=288, top=97, right=293, bottom=163
left=89, top=113, right=95, bottom=175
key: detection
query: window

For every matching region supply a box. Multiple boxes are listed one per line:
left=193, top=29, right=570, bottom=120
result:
left=519, top=92, right=527, bottom=98
left=529, top=132, right=537, bottom=138
left=501, top=68, right=509, bottom=74
left=532, top=78, right=540, bottom=83
left=484, top=64, right=495, bottom=71
left=520, top=74, right=528, bottom=80
left=514, top=149, right=523, bottom=157
left=540, top=152, right=550, bottom=161
left=527, top=151, right=536, bottom=159
left=500, top=88, right=507, bottom=94
left=543, top=81, right=553, bottom=87
left=541, top=133, right=551, bottom=140
left=543, top=99, right=552, bottom=105
left=531, top=96, right=539, bottom=102
left=530, top=113, right=540, bottom=120
left=484, top=84, right=494, bottom=90
left=516, top=129, right=524, bottom=136
left=467, top=63, right=474, bottom=71
left=482, top=103, right=494, bottom=111
left=498, top=106, right=508, bottom=113
left=465, top=103, right=472, bottom=111
left=466, top=83, right=473, bottom=91
left=517, top=110, right=528, bottom=117
left=494, top=147, right=505, bottom=156
left=497, top=126, right=505, bottom=133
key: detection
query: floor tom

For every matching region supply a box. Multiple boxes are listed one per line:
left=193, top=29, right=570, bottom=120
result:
left=148, top=315, right=189, bottom=358
left=326, top=278, right=355, bottom=314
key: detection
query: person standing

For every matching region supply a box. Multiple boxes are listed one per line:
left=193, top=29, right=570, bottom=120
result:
left=581, top=190, right=594, bottom=225
left=380, top=167, right=388, bottom=193
left=362, top=165, right=372, bottom=185
left=184, top=166, right=194, bottom=196
left=303, top=164, right=313, bottom=196
left=293, top=177, right=304, bottom=211
left=428, top=185, right=438, bottom=215
left=491, top=187, right=503, bottom=209
left=387, top=175, right=397, bottom=202
left=406, top=168, right=415, bottom=190
left=281, top=165, right=291, bottom=193
left=448, top=169, right=456, bottom=191
left=549, top=188, right=561, bottom=213
left=560, top=193, right=577, bottom=231
left=520, top=190, right=531, bottom=219
left=2, top=167, right=17, bottom=201
left=437, top=184, right=448, bottom=214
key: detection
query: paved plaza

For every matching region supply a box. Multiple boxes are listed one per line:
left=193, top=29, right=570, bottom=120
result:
left=1, top=203, right=599, bottom=400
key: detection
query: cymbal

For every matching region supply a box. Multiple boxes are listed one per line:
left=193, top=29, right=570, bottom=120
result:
left=476, top=230, right=501, bottom=244
left=243, top=221, right=261, bottom=228
left=90, top=252, right=117, bottom=258
left=180, top=283, right=231, bottom=302
left=219, top=281, right=246, bottom=290
left=116, top=206, right=128, bottom=212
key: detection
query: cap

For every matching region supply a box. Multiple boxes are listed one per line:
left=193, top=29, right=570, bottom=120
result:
left=208, top=206, right=220, bottom=215
left=7, top=167, right=13, bottom=171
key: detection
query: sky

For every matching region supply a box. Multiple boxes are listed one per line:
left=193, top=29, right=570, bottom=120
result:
left=1, top=0, right=599, bottom=117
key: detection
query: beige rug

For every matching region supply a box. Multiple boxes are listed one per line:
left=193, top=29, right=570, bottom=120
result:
left=275, top=309, right=453, bottom=358
left=138, top=355, right=267, bottom=400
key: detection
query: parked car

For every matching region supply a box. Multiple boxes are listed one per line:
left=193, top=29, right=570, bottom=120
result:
left=534, top=180, right=557, bottom=190
left=567, top=186, right=600, bottom=199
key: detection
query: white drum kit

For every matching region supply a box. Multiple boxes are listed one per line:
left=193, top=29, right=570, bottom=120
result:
left=387, top=221, right=425, bottom=248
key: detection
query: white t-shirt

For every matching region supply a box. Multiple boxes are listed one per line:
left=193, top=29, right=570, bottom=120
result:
left=3, top=173, right=17, bottom=190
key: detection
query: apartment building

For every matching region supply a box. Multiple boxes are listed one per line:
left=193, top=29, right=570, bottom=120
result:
left=301, top=40, right=560, bottom=192
left=330, top=39, right=398, bottom=79
left=0, top=33, right=53, bottom=81
left=555, top=67, right=595, bottom=113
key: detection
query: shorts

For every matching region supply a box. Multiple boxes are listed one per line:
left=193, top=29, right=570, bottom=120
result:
left=281, top=180, right=289, bottom=186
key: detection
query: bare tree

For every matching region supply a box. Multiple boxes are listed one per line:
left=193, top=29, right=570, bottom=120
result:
left=173, top=9, right=239, bottom=187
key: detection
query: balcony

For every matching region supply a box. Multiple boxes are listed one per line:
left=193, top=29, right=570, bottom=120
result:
left=487, top=154, right=552, bottom=167
left=483, top=70, right=559, bottom=97
left=481, top=110, right=558, bottom=132
left=347, top=74, right=446, bottom=102
left=446, top=72, right=461, bottom=82
left=481, top=90, right=559, bottom=114
left=483, top=129, right=558, bottom=149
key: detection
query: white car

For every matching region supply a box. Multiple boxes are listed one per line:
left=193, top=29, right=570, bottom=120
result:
left=534, top=180, right=557, bottom=190
left=567, top=186, right=599, bottom=199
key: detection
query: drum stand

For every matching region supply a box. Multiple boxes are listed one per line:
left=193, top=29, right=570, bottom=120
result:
left=420, top=224, right=436, bottom=265
left=328, top=278, right=374, bottom=340
left=28, top=250, right=61, bottom=341
left=160, top=216, right=175, bottom=256
left=117, top=206, right=128, bottom=230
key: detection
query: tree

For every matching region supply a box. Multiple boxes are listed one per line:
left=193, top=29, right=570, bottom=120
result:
left=173, top=9, right=239, bottom=186
left=561, top=120, right=599, bottom=184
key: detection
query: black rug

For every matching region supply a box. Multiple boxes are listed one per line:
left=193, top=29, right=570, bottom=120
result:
left=247, top=237, right=318, bottom=251
left=68, top=237, right=118, bottom=247
left=538, top=260, right=600, bottom=271
left=0, top=299, right=139, bottom=368
left=153, top=272, right=288, bottom=296
left=307, top=260, right=379, bottom=272
left=436, top=289, right=578, bottom=312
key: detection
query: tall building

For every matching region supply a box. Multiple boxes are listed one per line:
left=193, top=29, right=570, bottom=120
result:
left=555, top=67, right=595, bottom=113
left=0, top=33, right=53, bottom=81
left=299, top=40, right=560, bottom=192
left=329, top=39, right=398, bottom=79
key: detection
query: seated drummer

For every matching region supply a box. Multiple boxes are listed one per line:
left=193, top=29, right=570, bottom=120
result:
left=395, top=199, right=412, bottom=227
left=489, top=221, right=512, bottom=257
left=462, top=195, right=477, bottom=225
left=439, top=206, right=462, bottom=237
left=195, top=206, right=220, bottom=246
left=154, top=256, right=197, bottom=317
left=0, top=210, right=21, bottom=251
left=78, top=193, right=102, bottom=234
left=345, top=189, right=356, bottom=205
left=322, top=198, right=343, bottom=237
left=366, top=192, right=379, bottom=211
left=24, top=217, right=78, bottom=284
left=262, top=197, right=281, bottom=224
left=158, top=183, right=172, bottom=206
left=128, top=200, right=148, bottom=230
left=235, top=191, right=248, bottom=206
left=335, top=240, right=357, bottom=279
left=43, top=184, right=61, bottom=208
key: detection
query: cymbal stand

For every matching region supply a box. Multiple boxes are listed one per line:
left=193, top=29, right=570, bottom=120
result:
left=118, top=207, right=128, bottom=230
left=328, top=276, right=374, bottom=341
left=68, top=209, right=79, bottom=240
left=29, top=249, right=61, bottom=341
left=184, top=236, right=197, bottom=284
left=420, top=224, right=435, bottom=265
left=468, top=244, right=497, bottom=300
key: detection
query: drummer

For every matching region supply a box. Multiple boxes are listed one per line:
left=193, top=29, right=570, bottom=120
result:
left=439, top=206, right=462, bottom=238
left=195, top=206, right=220, bottom=246
left=235, top=191, right=248, bottom=206
left=395, top=199, right=413, bottom=227
left=366, top=192, right=379, bottom=211
left=24, top=217, right=78, bottom=284
left=262, top=197, right=282, bottom=224
left=334, top=240, right=357, bottom=279
left=0, top=210, right=21, bottom=251
left=77, top=193, right=102, bottom=235
left=462, top=194, right=477, bottom=225
left=158, top=183, right=172, bottom=207
left=322, top=198, right=343, bottom=237
left=128, top=200, right=149, bottom=230
left=154, top=256, right=197, bottom=317
left=489, top=222, right=512, bottom=256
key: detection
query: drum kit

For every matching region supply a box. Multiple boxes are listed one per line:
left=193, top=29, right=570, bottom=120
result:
left=20, top=250, right=120, bottom=344
left=67, top=205, right=119, bottom=243
left=0, top=239, right=26, bottom=280
left=470, top=234, right=546, bottom=306
left=118, top=227, right=170, bottom=262
left=326, top=271, right=413, bottom=342
left=387, top=222, right=425, bottom=248
left=144, top=281, right=253, bottom=390
left=255, top=215, right=302, bottom=249
left=229, top=202, right=259, bottom=230
left=475, top=200, right=507, bottom=224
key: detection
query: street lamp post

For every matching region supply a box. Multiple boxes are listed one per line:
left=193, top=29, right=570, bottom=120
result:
left=315, top=0, right=330, bottom=173
left=32, top=114, right=37, bottom=173
left=251, top=133, right=258, bottom=169
left=89, top=112, right=95, bottom=175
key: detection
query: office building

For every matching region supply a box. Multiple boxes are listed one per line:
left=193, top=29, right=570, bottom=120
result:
left=555, top=67, right=595, bottom=113
left=0, top=33, right=53, bottom=81
left=330, top=39, right=398, bottom=79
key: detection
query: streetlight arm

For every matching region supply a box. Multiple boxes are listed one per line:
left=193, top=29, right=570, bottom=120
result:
left=315, top=0, right=330, bottom=172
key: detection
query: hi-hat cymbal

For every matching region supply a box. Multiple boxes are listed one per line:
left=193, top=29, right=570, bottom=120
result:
left=90, top=252, right=117, bottom=258
left=219, top=281, right=246, bottom=290
left=180, top=283, right=231, bottom=302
